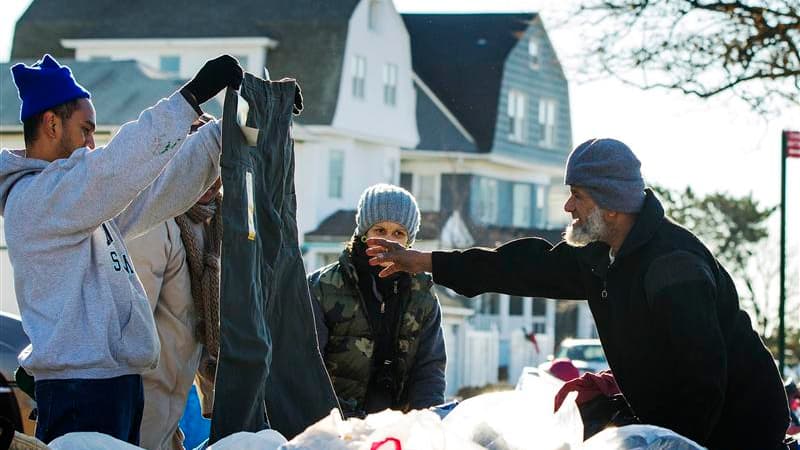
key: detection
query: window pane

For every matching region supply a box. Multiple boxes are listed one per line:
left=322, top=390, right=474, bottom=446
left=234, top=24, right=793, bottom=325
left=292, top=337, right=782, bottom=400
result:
left=513, top=183, right=531, bottom=227
left=508, top=90, right=526, bottom=142
left=353, top=56, right=366, bottom=99
left=416, top=174, right=438, bottom=211
left=400, top=172, right=413, bottom=191
left=477, top=178, right=498, bottom=224
left=368, top=0, right=380, bottom=30
left=159, top=55, right=180, bottom=75
left=510, top=296, right=524, bottom=316
left=383, top=63, right=398, bottom=106
left=528, top=38, right=539, bottom=69
left=539, top=99, right=557, bottom=147
left=328, top=150, right=344, bottom=198
left=534, top=185, right=547, bottom=228
left=481, top=293, right=500, bottom=315
left=532, top=297, right=547, bottom=316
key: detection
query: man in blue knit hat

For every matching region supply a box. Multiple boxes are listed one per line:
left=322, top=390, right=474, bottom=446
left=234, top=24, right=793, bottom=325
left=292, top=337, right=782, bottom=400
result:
left=367, top=139, right=790, bottom=450
left=0, top=54, right=242, bottom=444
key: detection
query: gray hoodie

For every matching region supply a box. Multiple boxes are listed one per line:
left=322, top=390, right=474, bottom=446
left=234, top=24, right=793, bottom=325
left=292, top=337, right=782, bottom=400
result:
left=0, top=92, right=221, bottom=380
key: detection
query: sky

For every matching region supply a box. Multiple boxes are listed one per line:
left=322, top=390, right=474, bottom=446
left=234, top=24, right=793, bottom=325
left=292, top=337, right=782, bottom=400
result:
left=1, top=0, right=799, bottom=310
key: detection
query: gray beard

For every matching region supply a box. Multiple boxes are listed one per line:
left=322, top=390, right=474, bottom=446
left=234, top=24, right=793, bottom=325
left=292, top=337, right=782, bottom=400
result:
left=565, top=207, right=607, bottom=247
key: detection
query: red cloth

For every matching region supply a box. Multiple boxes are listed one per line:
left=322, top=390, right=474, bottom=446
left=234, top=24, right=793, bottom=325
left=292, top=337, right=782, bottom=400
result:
left=548, top=358, right=580, bottom=382
left=371, top=437, right=402, bottom=450
left=553, top=370, right=621, bottom=412
left=525, top=331, right=541, bottom=354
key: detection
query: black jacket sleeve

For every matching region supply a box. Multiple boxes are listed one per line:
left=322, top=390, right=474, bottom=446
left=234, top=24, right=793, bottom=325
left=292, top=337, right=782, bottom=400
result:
left=642, top=250, right=726, bottom=443
left=405, top=293, right=447, bottom=410
left=431, top=237, right=587, bottom=300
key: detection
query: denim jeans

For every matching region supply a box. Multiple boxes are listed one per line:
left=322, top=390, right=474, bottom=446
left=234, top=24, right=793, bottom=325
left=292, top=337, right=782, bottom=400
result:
left=34, top=374, right=143, bottom=444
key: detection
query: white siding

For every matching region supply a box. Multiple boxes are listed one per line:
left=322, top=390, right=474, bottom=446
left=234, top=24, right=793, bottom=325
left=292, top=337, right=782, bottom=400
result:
left=333, top=0, right=418, bottom=147
left=294, top=136, right=401, bottom=241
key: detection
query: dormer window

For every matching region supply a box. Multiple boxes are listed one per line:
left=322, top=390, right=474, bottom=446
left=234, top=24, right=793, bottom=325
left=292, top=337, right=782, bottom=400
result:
left=528, top=38, right=540, bottom=70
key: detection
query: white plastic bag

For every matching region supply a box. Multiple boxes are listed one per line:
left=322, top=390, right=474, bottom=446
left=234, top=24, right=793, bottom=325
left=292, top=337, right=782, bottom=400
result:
left=49, top=432, right=141, bottom=450
left=443, top=388, right=583, bottom=450
left=582, top=424, right=706, bottom=450
left=208, top=429, right=287, bottom=450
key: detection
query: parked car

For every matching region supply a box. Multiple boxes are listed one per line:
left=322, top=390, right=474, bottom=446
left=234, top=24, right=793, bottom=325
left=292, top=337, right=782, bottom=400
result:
left=546, top=338, right=609, bottom=375
left=0, top=312, right=36, bottom=435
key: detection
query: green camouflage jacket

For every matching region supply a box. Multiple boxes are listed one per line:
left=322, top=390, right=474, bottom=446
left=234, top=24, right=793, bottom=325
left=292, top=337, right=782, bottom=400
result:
left=308, top=250, right=446, bottom=416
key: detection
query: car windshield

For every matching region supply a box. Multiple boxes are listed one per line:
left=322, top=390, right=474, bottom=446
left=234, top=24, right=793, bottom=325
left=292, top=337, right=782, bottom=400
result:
left=559, top=344, right=606, bottom=362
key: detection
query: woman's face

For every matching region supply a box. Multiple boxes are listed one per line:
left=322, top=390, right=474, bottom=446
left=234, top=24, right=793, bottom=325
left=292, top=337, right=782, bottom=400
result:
left=366, top=221, right=409, bottom=248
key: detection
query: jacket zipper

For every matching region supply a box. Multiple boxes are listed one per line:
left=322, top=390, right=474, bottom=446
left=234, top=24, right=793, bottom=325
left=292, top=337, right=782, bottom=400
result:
left=380, top=281, right=398, bottom=313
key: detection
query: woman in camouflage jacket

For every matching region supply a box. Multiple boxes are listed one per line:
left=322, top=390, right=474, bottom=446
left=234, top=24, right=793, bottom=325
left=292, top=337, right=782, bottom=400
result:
left=308, top=184, right=446, bottom=418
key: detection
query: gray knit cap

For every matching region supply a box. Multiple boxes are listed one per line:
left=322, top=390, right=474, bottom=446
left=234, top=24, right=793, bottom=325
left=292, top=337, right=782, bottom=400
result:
left=564, top=138, right=645, bottom=213
left=355, top=184, right=421, bottom=245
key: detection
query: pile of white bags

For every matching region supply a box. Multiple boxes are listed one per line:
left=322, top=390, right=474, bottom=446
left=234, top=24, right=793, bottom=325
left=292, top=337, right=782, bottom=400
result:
left=44, top=376, right=705, bottom=450
left=283, top=386, right=583, bottom=450
left=283, top=408, right=482, bottom=450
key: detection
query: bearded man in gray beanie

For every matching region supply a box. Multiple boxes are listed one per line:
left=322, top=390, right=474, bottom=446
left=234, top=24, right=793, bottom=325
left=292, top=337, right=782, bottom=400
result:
left=367, top=139, right=790, bottom=449
left=307, top=184, right=446, bottom=418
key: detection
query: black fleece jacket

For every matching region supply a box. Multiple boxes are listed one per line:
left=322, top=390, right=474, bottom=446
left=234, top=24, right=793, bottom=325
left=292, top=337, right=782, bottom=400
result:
left=432, top=189, right=788, bottom=450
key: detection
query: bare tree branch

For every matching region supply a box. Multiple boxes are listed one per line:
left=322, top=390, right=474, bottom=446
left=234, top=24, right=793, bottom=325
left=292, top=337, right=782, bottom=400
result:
left=571, top=0, right=800, bottom=111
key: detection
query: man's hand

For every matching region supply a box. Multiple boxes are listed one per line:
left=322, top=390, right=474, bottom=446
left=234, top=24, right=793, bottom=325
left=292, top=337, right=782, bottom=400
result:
left=182, top=55, right=244, bottom=108
left=365, top=238, right=433, bottom=277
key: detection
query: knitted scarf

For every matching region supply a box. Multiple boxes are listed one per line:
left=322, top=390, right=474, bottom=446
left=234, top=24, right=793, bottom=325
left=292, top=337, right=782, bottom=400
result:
left=174, top=195, right=223, bottom=366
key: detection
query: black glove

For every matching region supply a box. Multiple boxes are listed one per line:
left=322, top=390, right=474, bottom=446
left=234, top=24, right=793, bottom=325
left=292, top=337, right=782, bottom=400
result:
left=181, top=55, right=243, bottom=113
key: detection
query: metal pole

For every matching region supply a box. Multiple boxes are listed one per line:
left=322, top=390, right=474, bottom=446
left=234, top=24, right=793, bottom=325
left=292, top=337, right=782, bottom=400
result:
left=780, top=131, right=787, bottom=377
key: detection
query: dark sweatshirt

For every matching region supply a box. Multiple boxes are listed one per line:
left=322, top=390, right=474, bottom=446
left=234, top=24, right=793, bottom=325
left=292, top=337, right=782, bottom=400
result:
left=432, top=190, right=788, bottom=450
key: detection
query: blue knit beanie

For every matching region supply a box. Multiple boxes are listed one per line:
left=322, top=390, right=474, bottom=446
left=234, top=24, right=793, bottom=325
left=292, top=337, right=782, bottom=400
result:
left=355, top=184, right=421, bottom=245
left=564, top=138, right=645, bottom=213
left=11, top=54, right=91, bottom=122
